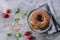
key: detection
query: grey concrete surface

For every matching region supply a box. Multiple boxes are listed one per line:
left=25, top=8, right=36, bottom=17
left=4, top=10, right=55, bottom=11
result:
left=0, top=0, right=60, bottom=40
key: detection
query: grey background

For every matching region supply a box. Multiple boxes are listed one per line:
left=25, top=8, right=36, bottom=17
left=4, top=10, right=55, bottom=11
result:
left=0, top=0, right=60, bottom=40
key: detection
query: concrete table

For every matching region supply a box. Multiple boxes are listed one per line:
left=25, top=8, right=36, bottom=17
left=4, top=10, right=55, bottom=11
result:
left=0, top=0, right=60, bottom=40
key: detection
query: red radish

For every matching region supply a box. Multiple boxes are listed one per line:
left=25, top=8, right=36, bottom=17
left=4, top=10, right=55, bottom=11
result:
left=27, top=35, right=33, bottom=40
left=2, top=13, right=9, bottom=18
left=6, top=9, right=11, bottom=14
left=24, top=31, right=29, bottom=36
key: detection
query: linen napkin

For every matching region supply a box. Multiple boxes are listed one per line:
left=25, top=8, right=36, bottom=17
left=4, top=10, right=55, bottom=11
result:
left=47, top=0, right=60, bottom=34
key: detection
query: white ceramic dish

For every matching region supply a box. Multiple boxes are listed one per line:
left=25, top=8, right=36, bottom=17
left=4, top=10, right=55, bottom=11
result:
left=27, top=4, right=52, bottom=33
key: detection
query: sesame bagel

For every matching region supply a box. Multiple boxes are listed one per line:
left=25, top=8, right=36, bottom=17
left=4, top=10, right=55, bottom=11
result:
left=29, top=9, right=50, bottom=30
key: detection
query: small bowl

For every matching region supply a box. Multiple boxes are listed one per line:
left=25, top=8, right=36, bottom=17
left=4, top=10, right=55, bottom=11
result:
left=27, top=9, right=52, bottom=33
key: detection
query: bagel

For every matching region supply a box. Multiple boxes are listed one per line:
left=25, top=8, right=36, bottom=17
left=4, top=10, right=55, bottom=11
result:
left=29, top=9, right=50, bottom=30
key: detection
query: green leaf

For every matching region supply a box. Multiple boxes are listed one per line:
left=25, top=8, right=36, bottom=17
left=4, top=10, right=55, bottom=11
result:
left=16, top=33, right=21, bottom=38
left=22, top=12, right=27, bottom=16
left=15, top=18, right=20, bottom=21
left=7, top=32, right=12, bottom=36
left=15, top=8, right=20, bottom=13
left=35, top=26, right=42, bottom=30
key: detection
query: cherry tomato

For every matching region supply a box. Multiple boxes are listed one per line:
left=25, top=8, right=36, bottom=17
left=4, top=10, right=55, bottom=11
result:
left=2, top=13, right=9, bottom=18
left=6, top=9, right=11, bottom=14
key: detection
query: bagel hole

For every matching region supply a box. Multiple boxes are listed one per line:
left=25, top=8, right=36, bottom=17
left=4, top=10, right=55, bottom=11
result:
left=37, top=15, right=43, bottom=22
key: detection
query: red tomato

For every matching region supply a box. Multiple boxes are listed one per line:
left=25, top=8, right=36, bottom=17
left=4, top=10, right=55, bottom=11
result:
left=24, top=31, right=29, bottom=36
left=6, top=9, right=11, bottom=14
left=27, top=35, right=33, bottom=39
left=2, top=13, right=9, bottom=18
